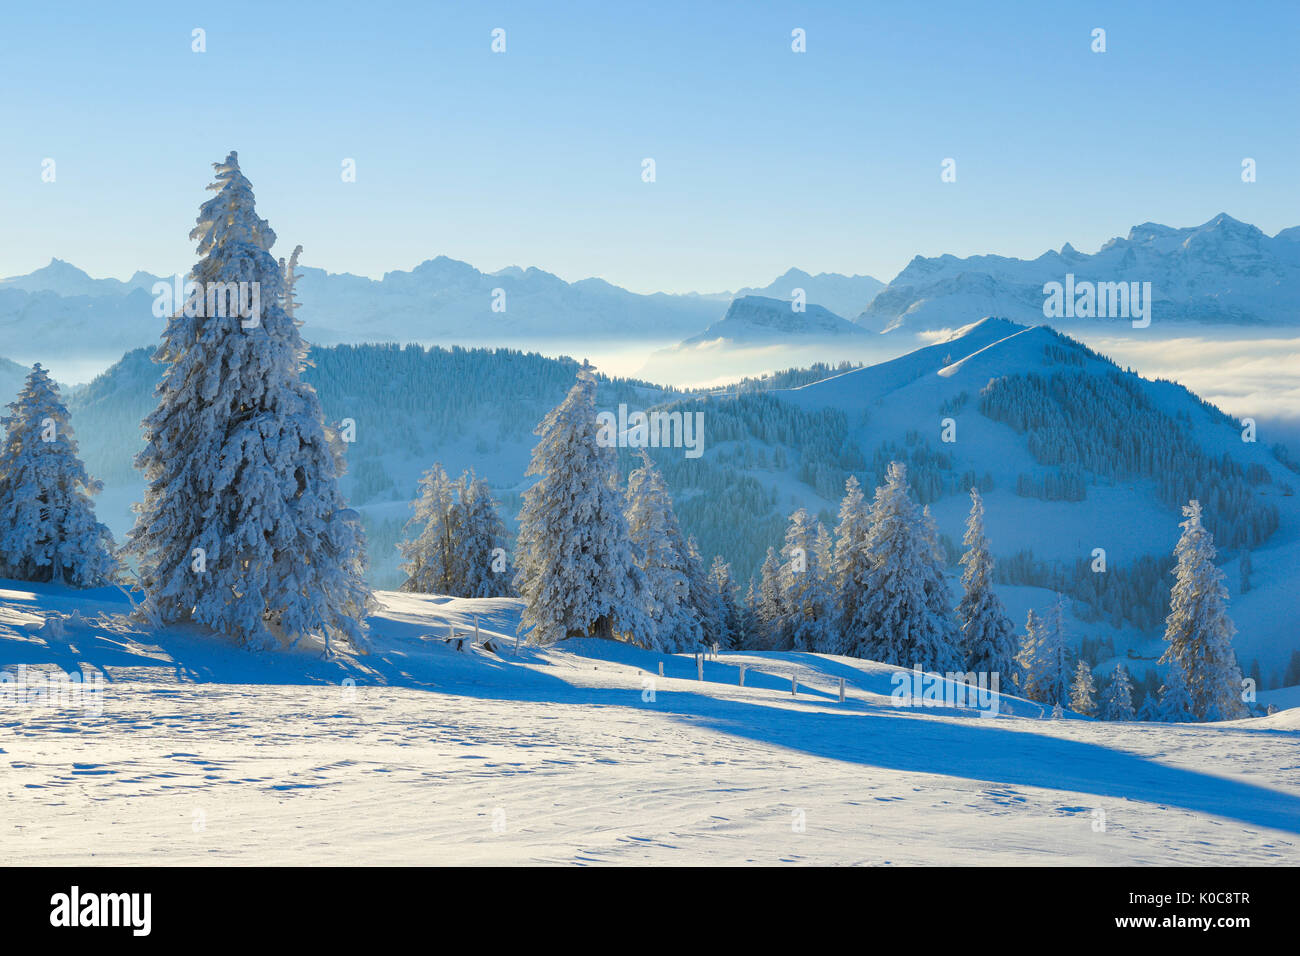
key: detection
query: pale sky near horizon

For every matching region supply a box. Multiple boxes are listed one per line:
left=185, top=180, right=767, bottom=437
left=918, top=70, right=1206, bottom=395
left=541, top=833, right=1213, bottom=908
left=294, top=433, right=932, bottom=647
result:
left=0, top=0, right=1295, bottom=294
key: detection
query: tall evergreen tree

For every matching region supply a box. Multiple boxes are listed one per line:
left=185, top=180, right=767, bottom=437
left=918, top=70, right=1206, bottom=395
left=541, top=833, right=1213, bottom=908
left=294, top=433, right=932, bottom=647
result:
left=852, top=462, right=960, bottom=671
left=625, top=450, right=694, bottom=651
left=125, top=152, right=373, bottom=652
left=1160, top=500, right=1246, bottom=721
left=756, top=546, right=784, bottom=650
left=399, top=467, right=512, bottom=597
left=779, top=508, right=834, bottom=652
left=279, top=244, right=303, bottom=321
left=1017, top=608, right=1045, bottom=701
left=1157, top=662, right=1196, bottom=722
left=1069, top=660, right=1096, bottom=716
left=740, top=580, right=761, bottom=650
left=0, top=364, right=116, bottom=587
left=710, top=555, right=743, bottom=649
left=458, top=473, right=512, bottom=597
left=833, top=475, right=872, bottom=655
left=398, top=463, right=461, bottom=594
left=1100, top=662, right=1136, bottom=721
left=513, top=364, right=648, bottom=645
left=1034, top=595, right=1072, bottom=707
left=956, top=488, right=1018, bottom=683
left=683, top=535, right=718, bottom=650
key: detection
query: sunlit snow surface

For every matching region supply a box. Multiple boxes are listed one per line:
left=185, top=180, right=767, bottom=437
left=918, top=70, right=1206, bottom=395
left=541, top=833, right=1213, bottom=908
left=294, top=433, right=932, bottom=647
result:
left=2, top=581, right=1297, bottom=865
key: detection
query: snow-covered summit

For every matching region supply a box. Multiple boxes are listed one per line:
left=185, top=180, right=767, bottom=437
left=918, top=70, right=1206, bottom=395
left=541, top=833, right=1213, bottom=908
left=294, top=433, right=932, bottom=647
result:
left=863, top=214, right=1300, bottom=331
left=682, top=295, right=866, bottom=345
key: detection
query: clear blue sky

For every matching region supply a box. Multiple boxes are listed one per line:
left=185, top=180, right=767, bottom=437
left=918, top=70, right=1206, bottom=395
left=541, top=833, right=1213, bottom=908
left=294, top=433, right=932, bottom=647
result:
left=1, top=0, right=1295, bottom=293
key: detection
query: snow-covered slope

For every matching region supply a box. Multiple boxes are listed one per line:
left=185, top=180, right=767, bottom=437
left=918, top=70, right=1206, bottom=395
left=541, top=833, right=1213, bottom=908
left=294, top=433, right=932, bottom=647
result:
left=49, top=319, right=1300, bottom=683
left=864, top=214, right=1300, bottom=332
left=773, top=317, right=1300, bottom=678
left=3, top=580, right=1298, bottom=865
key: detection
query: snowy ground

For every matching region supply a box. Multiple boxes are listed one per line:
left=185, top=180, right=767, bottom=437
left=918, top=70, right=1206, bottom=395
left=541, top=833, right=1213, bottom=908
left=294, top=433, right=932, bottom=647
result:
left=2, top=581, right=1298, bottom=865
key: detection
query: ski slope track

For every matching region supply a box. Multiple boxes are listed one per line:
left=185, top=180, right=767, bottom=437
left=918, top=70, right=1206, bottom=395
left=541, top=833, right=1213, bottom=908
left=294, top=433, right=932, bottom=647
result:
left=2, top=582, right=1297, bottom=865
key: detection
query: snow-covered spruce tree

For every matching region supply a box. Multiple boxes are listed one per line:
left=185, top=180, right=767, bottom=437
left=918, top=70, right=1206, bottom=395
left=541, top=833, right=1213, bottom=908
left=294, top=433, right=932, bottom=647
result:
left=1069, top=660, right=1096, bottom=716
left=1157, top=662, right=1196, bottom=722
left=279, top=244, right=303, bottom=321
left=625, top=450, right=694, bottom=651
left=779, top=508, right=834, bottom=652
left=125, top=152, right=374, bottom=652
left=709, top=555, right=743, bottom=649
left=1100, top=662, right=1136, bottom=721
left=0, top=364, right=116, bottom=586
left=1160, top=500, right=1246, bottom=721
left=740, top=580, right=761, bottom=650
left=1016, top=608, right=1045, bottom=701
left=809, top=523, right=838, bottom=652
left=458, top=473, right=512, bottom=597
left=1034, top=594, right=1072, bottom=708
left=833, top=474, right=872, bottom=657
left=513, top=363, right=649, bottom=645
left=683, top=535, right=719, bottom=650
left=756, top=546, right=784, bottom=649
left=957, top=488, right=1018, bottom=684
left=1137, top=692, right=1161, bottom=722
left=398, top=463, right=462, bottom=594
left=852, top=462, right=960, bottom=671
left=400, top=466, right=511, bottom=597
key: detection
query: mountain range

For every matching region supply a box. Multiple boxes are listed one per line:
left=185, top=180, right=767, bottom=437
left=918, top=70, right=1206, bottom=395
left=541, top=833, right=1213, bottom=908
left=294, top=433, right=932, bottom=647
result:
left=0, top=257, right=884, bottom=361
left=862, top=214, right=1300, bottom=332
left=2, top=214, right=1297, bottom=370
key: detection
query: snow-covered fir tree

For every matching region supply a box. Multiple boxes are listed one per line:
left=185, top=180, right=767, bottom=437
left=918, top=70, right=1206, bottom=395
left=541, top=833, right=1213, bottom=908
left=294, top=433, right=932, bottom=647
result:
left=1017, top=608, right=1045, bottom=700
left=756, top=546, right=784, bottom=649
left=956, top=488, right=1018, bottom=684
left=1137, top=691, right=1161, bottom=722
left=0, top=364, right=116, bottom=587
left=1157, top=661, right=1196, bottom=722
left=709, top=555, right=743, bottom=649
left=513, top=363, right=649, bottom=645
left=1018, top=598, right=1071, bottom=707
left=624, top=450, right=695, bottom=651
left=458, top=474, right=512, bottom=597
left=683, top=535, right=719, bottom=650
left=279, top=244, right=303, bottom=321
left=1069, top=659, right=1096, bottom=716
left=398, top=463, right=462, bottom=594
left=850, top=462, right=960, bottom=671
left=1034, top=595, right=1072, bottom=707
left=1160, top=499, right=1246, bottom=721
left=1100, top=662, right=1136, bottom=721
left=778, top=508, right=835, bottom=652
left=398, top=466, right=511, bottom=597
left=919, top=504, right=955, bottom=650
left=124, top=152, right=373, bottom=652
left=833, top=474, right=872, bottom=657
